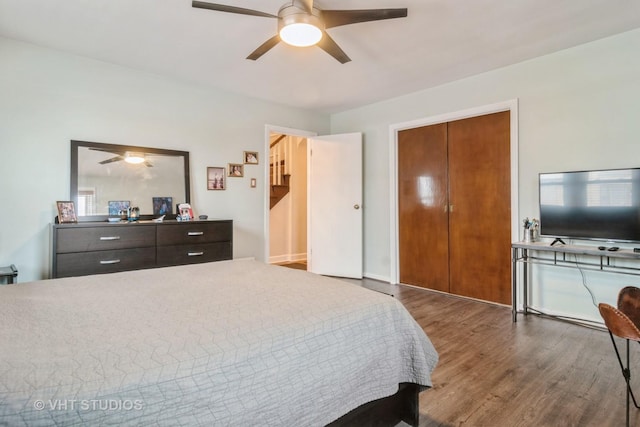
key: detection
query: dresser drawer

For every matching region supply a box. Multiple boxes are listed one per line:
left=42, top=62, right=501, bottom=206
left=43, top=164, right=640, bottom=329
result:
left=55, top=248, right=157, bottom=278
left=157, top=222, right=232, bottom=246
left=157, top=242, right=232, bottom=267
left=56, top=225, right=156, bottom=253
left=52, top=220, right=233, bottom=279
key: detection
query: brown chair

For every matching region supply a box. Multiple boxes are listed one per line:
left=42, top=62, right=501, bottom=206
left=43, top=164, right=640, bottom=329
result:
left=599, top=286, right=640, bottom=427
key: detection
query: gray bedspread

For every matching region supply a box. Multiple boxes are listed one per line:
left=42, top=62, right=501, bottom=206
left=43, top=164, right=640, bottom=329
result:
left=0, top=259, right=438, bottom=426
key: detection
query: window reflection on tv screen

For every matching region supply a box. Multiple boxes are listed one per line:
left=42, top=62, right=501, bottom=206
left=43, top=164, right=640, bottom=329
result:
left=539, top=168, right=640, bottom=242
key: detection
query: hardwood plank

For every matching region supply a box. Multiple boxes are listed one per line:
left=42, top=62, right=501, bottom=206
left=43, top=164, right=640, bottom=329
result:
left=346, top=277, right=637, bottom=427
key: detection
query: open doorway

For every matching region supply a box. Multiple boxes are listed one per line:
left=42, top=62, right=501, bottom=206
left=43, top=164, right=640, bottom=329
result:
left=264, top=126, right=363, bottom=278
left=266, top=128, right=311, bottom=270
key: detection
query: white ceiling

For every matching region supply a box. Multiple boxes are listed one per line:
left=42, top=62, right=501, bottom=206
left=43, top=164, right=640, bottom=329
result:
left=1, top=0, right=639, bottom=114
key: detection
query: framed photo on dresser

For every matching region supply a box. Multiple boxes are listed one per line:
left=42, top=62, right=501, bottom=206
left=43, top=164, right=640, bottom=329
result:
left=56, top=201, right=77, bottom=223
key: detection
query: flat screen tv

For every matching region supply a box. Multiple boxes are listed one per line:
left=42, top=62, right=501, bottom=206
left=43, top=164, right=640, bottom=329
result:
left=539, top=167, right=640, bottom=243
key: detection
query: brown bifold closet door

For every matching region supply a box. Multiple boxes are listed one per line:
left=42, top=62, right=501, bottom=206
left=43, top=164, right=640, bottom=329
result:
left=398, top=123, right=449, bottom=292
left=397, top=111, right=511, bottom=305
left=448, top=111, right=511, bottom=304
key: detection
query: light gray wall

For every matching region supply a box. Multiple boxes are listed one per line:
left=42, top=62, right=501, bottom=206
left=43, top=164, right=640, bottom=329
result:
left=330, top=28, right=640, bottom=322
left=0, top=37, right=329, bottom=282
left=3, top=28, right=640, bottom=324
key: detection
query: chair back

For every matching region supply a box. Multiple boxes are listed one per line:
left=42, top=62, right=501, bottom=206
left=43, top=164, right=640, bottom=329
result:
left=618, top=286, right=640, bottom=330
left=599, top=302, right=640, bottom=342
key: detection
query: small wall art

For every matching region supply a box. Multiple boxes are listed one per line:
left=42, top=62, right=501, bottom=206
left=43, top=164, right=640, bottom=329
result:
left=228, top=163, right=244, bottom=177
left=244, top=151, right=259, bottom=165
left=207, top=167, right=226, bottom=190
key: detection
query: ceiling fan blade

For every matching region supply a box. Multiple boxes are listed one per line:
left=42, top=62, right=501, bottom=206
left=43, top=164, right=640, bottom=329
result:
left=99, top=156, right=124, bottom=165
left=298, top=0, right=314, bottom=14
left=317, top=32, right=351, bottom=64
left=246, top=35, right=281, bottom=61
left=89, top=147, right=126, bottom=155
left=192, top=1, right=277, bottom=18
left=322, top=9, right=408, bottom=29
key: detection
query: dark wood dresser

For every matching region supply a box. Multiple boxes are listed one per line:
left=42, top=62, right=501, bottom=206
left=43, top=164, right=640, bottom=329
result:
left=51, top=220, right=232, bottom=278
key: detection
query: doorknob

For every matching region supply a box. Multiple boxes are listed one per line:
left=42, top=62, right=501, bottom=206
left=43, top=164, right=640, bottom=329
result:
left=354, top=204, right=360, bottom=210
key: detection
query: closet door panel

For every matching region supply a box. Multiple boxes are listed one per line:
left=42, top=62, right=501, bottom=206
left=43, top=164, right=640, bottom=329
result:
left=398, top=124, right=449, bottom=291
left=447, top=111, right=511, bottom=304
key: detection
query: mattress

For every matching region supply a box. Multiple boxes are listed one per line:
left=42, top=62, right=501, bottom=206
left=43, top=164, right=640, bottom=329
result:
left=0, top=259, right=438, bottom=426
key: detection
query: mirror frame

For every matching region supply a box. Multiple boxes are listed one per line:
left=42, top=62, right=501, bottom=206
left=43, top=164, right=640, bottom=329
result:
left=70, top=140, right=191, bottom=222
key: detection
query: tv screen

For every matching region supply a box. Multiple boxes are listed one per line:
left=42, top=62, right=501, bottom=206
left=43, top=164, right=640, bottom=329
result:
left=539, top=168, right=640, bottom=242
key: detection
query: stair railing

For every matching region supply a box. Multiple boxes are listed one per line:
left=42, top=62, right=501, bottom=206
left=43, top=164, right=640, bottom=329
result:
left=269, top=135, right=294, bottom=209
left=270, top=135, right=291, bottom=186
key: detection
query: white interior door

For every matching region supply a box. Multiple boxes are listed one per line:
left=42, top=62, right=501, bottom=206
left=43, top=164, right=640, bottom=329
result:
left=308, top=132, right=363, bottom=278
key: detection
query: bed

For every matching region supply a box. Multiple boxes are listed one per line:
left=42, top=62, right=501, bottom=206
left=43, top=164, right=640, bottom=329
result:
left=0, top=259, right=438, bottom=426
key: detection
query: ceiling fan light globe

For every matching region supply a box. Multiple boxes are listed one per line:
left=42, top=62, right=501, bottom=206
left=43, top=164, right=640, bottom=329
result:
left=124, top=152, right=146, bottom=164
left=279, top=23, right=323, bottom=47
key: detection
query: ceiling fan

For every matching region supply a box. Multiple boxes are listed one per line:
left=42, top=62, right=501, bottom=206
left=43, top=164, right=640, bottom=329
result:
left=191, top=0, right=408, bottom=64
left=90, top=147, right=154, bottom=167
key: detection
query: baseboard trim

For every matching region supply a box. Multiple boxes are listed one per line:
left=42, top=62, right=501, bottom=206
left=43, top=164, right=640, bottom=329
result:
left=363, top=272, right=390, bottom=283
left=269, top=253, right=307, bottom=264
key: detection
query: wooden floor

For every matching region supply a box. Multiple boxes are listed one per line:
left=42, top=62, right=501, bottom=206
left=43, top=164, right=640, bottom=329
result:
left=345, top=278, right=639, bottom=427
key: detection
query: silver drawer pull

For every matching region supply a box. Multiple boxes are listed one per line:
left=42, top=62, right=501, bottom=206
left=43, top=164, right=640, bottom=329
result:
left=187, top=231, right=204, bottom=236
left=188, top=252, right=204, bottom=257
left=99, top=236, right=121, bottom=241
left=99, top=259, right=121, bottom=265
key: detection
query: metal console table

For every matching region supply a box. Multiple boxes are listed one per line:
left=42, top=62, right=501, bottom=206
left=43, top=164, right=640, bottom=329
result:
left=511, top=242, right=640, bottom=323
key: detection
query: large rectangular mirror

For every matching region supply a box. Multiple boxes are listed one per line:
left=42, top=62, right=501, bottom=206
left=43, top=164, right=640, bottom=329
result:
left=71, top=140, right=190, bottom=221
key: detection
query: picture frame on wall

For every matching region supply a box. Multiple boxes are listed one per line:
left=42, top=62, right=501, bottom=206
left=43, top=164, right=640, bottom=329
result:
left=244, top=151, right=259, bottom=165
left=56, top=201, right=78, bottom=224
left=207, top=167, right=226, bottom=190
left=228, top=163, right=244, bottom=177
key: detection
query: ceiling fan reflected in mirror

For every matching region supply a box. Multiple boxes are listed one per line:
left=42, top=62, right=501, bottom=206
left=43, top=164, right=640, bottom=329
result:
left=89, top=147, right=154, bottom=167
left=191, top=0, right=408, bottom=64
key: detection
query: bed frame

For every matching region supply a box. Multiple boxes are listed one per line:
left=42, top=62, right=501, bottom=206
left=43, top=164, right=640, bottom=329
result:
left=327, top=383, right=420, bottom=427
